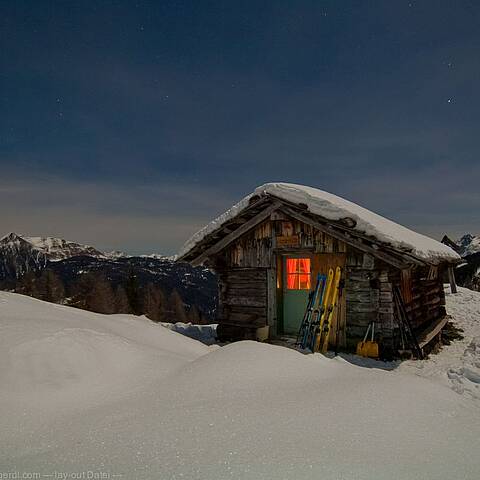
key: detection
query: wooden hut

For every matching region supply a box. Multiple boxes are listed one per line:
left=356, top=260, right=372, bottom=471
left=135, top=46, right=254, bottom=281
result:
left=177, top=183, right=460, bottom=357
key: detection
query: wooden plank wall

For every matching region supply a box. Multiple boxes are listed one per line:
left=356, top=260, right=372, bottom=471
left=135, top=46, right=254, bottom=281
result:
left=273, top=219, right=348, bottom=253
left=390, top=269, right=446, bottom=331
left=224, top=221, right=272, bottom=268
left=344, top=251, right=379, bottom=341
left=222, top=218, right=348, bottom=269
left=378, top=271, right=395, bottom=343
left=217, top=268, right=268, bottom=338
left=343, top=250, right=397, bottom=351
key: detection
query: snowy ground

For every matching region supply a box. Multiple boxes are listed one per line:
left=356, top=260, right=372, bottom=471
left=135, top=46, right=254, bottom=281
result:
left=1, top=288, right=480, bottom=479
left=399, top=286, right=480, bottom=400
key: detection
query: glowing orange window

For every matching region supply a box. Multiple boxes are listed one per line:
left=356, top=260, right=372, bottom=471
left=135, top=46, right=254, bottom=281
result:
left=286, top=258, right=311, bottom=290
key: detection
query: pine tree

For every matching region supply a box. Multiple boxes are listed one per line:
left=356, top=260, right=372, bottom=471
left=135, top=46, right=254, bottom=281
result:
left=36, top=270, right=65, bottom=303
left=187, top=304, right=201, bottom=325
left=87, top=274, right=116, bottom=314
left=125, top=268, right=141, bottom=315
left=16, top=271, right=39, bottom=298
left=143, top=283, right=167, bottom=322
left=70, top=273, right=94, bottom=310
left=167, top=289, right=188, bottom=324
left=115, top=285, right=131, bottom=314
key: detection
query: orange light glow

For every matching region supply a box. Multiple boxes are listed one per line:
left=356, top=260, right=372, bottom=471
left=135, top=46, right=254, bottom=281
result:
left=286, top=258, right=311, bottom=290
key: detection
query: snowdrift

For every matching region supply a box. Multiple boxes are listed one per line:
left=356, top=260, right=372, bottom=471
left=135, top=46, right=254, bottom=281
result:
left=0, top=292, right=209, bottom=412
left=1, top=290, right=480, bottom=479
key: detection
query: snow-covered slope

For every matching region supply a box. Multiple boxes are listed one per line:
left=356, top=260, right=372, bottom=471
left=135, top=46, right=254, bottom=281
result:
left=179, top=183, right=460, bottom=263
left=400, top=286, right=480, bottom=399
left=1, top=289, right=480, bottom=478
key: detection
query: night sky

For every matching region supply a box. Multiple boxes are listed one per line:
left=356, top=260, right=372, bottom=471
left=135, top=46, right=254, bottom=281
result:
left=1, top=1, right=479, bottom=254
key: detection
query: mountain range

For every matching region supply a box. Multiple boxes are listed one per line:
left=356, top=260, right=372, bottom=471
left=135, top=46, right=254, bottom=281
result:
left=0, top=233, right=217, bottom=320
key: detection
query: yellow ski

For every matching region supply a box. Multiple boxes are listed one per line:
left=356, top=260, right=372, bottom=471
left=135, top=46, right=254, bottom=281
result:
left=320, top=266, right=342, bottom=353
left=313, top=268, right=334, bottom=352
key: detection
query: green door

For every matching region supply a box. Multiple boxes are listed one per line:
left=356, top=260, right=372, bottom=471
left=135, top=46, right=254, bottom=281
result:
left=282, top=257, right=312, bottom=334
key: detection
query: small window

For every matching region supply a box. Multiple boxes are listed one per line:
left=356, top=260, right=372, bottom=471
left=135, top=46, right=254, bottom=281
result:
left=286, top=258, right=311, bottom=290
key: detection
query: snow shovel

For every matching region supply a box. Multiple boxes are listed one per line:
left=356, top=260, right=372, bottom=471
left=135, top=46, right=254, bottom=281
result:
left=356, top=322, right=379, bottom=358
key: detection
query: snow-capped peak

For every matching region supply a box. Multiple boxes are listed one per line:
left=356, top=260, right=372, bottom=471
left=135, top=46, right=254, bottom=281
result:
left=22, top=236, right=106, bottom=261
left=457, top=234, right=480, bottom=257
left=0, top=233, right=48, bottom=278
left=0, top=232, right=174, bottom=266
left=0, top=232, right=28, bottom=244
left=442, top=233, right=480, bottom=258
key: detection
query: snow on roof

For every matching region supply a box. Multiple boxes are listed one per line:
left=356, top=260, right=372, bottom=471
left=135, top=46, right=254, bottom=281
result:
left=178, top=183, right=460, bottom=264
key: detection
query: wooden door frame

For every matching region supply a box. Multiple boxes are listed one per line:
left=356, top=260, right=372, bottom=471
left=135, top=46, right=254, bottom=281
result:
left=277, top=252, right=314, bottom=335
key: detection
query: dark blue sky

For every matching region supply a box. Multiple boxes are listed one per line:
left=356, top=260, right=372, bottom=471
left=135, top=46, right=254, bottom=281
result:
left=1, top=1, right=479, bottom=254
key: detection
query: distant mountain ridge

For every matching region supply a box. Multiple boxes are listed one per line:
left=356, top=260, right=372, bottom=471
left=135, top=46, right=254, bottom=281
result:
left=0, top=232, right=217, bottom=320
left=0, top=232, right=173, bottom=265
left=441, top=233, right=480, bottom=258
left=23, top=235, right=106, bottom=261
left=457, top=234, right=480, bottom=257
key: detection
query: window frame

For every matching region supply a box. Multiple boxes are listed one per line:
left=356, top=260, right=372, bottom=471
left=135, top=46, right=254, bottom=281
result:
left=284, top=255, right=312, bottom=291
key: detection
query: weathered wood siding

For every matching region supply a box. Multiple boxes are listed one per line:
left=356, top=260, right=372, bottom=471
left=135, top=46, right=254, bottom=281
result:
left=216, top=267, right=268, bottom=340
left=341, top=248, right=399, bottom=351
left=272, top=218, right=348, bottom=253
left=223, top=221, right=273, bottom=268
left=219, top=218, right=348, bottom=268
left=389, top=268, right=446, bottom=332
left=344, top=252, right=380, bottom=346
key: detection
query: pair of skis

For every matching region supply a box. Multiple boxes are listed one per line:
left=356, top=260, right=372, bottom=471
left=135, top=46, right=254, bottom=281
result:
left=297, top=266, right=342, bottom=353
left=393, top=286, right=424, bottom=359
left=313, top=266, right=342, bottom=353
left=296, top=273, right=327, bottom=350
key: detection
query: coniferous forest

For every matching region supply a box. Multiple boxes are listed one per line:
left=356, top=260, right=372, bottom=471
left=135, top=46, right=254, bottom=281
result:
left=13, top=267, right=213, bottom=324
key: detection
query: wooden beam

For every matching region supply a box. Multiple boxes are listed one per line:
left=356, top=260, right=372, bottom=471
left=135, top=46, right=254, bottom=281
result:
left=417, top=315, right=450, bottom=349
left=266, top=267, right=276, bottom=329
left=190, top=202, right=282, bottom=266
left=280, top=206, right=409, bottom=269
left=448, top=265, right=458, bottom=294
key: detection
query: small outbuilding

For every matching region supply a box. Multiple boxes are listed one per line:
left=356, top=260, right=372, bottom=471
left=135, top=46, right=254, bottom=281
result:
left=177, top=183, right=460, bottom=357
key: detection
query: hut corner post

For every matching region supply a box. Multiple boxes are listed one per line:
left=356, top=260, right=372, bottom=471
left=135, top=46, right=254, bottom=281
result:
left=448, top=264, right=458, bottom=294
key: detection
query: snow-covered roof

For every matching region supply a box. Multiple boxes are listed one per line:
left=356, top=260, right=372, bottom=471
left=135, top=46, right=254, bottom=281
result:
left=178, top=183, right=460, bottom=264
